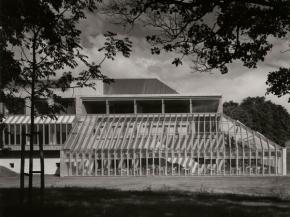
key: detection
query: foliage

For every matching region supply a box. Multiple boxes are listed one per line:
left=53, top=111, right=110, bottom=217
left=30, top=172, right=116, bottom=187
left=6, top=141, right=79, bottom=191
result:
left=266, top=67, right=290, bottom=102
left=103, top=0, right=290, bottom=73
left=0, top=0, right=132, bottom=200
left=0, top=0, right=132, bottom=118
left=223, top=97, right=290, bottom=146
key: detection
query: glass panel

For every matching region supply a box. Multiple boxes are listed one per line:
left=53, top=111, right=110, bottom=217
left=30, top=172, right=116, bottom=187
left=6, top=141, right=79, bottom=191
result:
left=164, top=100, right=190, bottom=113
left=109, top=101, right=134, bottom=114
left=136, top=100, right=162, bottom=113
left=83, top=101, right=106, bottom=114
left=192, top=99, right=219, bottom=112
left=10, top=125, right=15, bottom=145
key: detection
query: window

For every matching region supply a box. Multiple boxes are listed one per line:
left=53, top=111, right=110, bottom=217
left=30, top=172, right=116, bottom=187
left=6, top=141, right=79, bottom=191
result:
left=136, top=100, right=162, bottom=113
left=164, top=100, right=190, bottom=113
left=109, top=100, right=134, bottom=114
left=83, top=101, right=106, bottom=114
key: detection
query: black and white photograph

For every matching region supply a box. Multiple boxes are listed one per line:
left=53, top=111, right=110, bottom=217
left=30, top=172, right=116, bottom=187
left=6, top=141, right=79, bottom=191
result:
left=1, top=0, right=290, bottom=216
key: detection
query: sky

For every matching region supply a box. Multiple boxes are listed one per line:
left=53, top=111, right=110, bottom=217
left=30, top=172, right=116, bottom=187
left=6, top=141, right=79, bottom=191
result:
left=77, top=12, right=290, bottom=111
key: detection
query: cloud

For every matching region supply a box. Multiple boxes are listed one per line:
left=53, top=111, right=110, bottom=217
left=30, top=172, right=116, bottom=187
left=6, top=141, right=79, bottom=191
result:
left=77, top=15, right=290, bottom=112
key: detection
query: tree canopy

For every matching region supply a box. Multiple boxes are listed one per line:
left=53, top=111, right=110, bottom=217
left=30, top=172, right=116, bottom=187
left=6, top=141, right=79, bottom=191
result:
left=103, top=0, right=290, bottom=101
left=223, top=97, right=290, bottom=146
left=103, top=0, right=290, bottom=73
left=0, top=0, right=132, bottom=117
left=0, top=0, right=132, bottom=202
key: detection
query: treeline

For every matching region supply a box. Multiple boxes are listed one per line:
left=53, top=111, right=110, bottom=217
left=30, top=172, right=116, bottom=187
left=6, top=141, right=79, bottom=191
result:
left=223, top=97, right=290, bottom=146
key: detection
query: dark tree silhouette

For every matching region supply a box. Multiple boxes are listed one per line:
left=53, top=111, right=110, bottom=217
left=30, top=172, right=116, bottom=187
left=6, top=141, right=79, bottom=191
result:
left=0, top=0, right=132, bottom=203
left=224, top=97, right=290, bottom=146
left=103, top=0, right=290, bottom=73
left=267, top=67, right=290, bottom=101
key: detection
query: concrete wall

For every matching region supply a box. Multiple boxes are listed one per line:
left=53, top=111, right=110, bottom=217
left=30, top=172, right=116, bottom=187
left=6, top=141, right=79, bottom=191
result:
left=0, top=158, right=60, bottom=175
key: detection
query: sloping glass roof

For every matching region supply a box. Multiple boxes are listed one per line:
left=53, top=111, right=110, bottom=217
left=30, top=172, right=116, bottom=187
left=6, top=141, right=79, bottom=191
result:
left=63, top=114, right=281, bottom=152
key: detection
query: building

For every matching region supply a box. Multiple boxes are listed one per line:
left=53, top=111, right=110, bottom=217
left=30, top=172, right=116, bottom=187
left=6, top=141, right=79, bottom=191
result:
left=0, top=78, right=287, bottom=176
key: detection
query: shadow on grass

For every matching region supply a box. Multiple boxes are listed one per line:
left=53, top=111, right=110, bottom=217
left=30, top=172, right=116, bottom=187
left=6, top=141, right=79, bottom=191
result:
left=1, top=187, right=290, bottom=217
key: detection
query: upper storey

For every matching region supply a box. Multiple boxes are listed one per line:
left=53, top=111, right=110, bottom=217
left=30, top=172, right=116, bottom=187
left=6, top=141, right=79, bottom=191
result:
left=1, top=78, right=222, bottom=115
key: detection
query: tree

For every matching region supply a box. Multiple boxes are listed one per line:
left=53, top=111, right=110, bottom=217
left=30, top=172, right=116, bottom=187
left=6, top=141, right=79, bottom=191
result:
left=103, top=0, right=290, bottom=73
left=0, top=0, right=132, bottom=203
left=223, top=97, right=290, bottom=146
left=266, top=67, right=290, bottom=102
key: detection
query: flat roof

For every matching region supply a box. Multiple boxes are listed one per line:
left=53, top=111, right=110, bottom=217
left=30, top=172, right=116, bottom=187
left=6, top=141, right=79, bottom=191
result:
left=81, top=94, right=222, bottom=101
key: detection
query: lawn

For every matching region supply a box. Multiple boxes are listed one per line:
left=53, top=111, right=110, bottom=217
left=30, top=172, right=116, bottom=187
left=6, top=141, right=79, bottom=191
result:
left=1, top=187, right=290, bottom=217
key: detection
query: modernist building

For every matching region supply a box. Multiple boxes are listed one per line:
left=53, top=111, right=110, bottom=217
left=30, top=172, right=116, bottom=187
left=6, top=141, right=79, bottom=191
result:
left=0, top=78, right=287, bottom=176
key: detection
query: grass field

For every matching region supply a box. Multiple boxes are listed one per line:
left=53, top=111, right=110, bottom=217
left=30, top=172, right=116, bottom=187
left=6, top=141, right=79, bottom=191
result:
left=1, top=175, right=290, bottom=198
left=1, top=176, right=290, bottom=217
left=1, top=187, right=290, bottom=217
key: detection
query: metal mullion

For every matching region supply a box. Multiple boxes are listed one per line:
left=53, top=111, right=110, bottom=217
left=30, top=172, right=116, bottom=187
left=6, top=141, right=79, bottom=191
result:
left=101, top=151, right=104, bottom=176
left=100, top=116, right=115, bottom=150
left=266, top=139, right=271, bottom=175
left=132, top=115, right=145, bottom=149
left=275, top=146, right=278, bottom=175
left=119, top=116, right=134, bottom=175
left=60, top=123, right=62, bottom=146
left=89, top=115, right=106, bottom=151
left=155, top=114, right=163, bottom=176
left=164, top=114, right=172, bottom=176
left=259, top=135, right=264, bottom=176
left=65, top=124, right=68, bottom=139
left=234, top=121, right=238, bottom=176
left=120, top=115, right=134, bottom=150
left=215, top=114, right=219, bottom=175
left=112, top=116, right=126, bottom=152
left=107, top=116, right=121, bottom=151
left=226, top=117, right=232, bottom=175
left=209, top=115, right=212, bottom=176
left=138, top=115, right=150, bottom=150
left=101, top=116, right=116, bottom=175
left=2, top=124, right=5, bottom=146
left=157, top=115, right=166, bottom=176
left=54, top=123, right=57, bottom=145
left=173, top=114, right=178, bottom=175
left=137, top=115, right=149, bottom=175
left=181, top=114, right=190, bottom=150
left=127, top=115, right=139, bottom=151
left=197, top=114, right=200, bottom=176
left=42, top=124, right=45, bottom=146
left=221, top=115, right=226, bottom=176
left=239, top=124, right=245, bottom=175
left=108, top=149, right=110, bottom=176
left=245, top=128, right=251, bottom=175
left=69, top=116, right=87, bottom=150
left=19, top=124, right=22, bottom=148
left=8, top=124, right=11, bottom=146
left=203, top=114, right=206, bottom=175
left=109, top=118, right=121, bottom=176
left=252, top=130, right=258, bottom=175
left=36, top=124, right=39, bottom=146
left=14, top=124, right=16, bottom=146
left=190, top=114, right=195, bottom=175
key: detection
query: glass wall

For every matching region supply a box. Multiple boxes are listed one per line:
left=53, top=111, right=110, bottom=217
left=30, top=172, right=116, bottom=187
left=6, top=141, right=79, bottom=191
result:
left=2, top=116, right=75, bottom=148
left=61, top=113, right=284, bottom=176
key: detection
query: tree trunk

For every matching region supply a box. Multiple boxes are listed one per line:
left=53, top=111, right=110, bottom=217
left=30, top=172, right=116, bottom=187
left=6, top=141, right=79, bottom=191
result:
left=28, top=32, right=37, bottom=204
left=20, top=129, right=25, bottom=203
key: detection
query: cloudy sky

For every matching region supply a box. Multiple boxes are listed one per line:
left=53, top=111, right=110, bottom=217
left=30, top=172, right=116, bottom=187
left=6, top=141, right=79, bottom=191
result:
left=77, top=12, right=290, bottom=111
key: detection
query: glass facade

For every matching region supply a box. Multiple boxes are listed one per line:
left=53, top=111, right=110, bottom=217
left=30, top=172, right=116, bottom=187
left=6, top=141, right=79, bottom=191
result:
left=60, top=113, right=284, bottom=176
